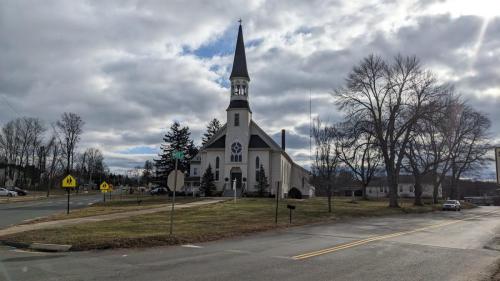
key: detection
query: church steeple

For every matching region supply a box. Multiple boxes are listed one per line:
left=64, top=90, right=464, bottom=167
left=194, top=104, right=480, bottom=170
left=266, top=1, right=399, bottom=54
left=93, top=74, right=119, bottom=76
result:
left=228, top=21, right=251, bottom=112
left=230, top=22, right=250, bottom=80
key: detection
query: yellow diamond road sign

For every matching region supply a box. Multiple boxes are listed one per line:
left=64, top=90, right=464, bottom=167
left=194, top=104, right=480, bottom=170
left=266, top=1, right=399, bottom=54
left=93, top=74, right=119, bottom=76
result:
left=100, top=181, right=110, bottom=191
left=62, top=175, right=76, bottom=188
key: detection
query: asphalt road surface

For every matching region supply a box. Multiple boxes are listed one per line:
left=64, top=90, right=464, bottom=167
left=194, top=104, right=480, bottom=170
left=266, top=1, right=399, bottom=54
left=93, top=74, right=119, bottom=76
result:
left=1, top=206, right=499, bottom=281
left=0, top=193, right=103, bottom=229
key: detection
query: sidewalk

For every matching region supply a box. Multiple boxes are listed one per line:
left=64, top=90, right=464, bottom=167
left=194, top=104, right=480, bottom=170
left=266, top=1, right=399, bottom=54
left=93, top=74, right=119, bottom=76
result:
left=0, top=199, right=224, bottom=236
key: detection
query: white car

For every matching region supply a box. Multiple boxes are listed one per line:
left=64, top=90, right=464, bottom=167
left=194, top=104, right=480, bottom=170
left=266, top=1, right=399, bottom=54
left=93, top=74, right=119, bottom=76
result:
left=0, top=187, right=18, bottom=197
left=442, top=200, right=461, bottom=211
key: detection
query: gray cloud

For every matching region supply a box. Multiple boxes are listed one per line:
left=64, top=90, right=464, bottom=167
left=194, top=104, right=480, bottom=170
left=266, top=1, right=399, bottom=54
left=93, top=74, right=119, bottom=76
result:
left=1, top=0, right=499, bottom=179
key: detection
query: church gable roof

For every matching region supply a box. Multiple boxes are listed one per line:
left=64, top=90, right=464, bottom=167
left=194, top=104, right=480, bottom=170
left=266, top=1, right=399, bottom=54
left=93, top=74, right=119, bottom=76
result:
left=249, top=121, right=282, bottom=151
left=249, top=135, right=270, bottom=148
left=206, top=135, right=225, bottom=149
left=201, top=124, right=227, bottom=150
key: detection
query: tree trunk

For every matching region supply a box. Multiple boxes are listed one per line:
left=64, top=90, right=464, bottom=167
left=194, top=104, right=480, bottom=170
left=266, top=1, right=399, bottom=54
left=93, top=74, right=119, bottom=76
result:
left=413, top=176, right=423, bottom=206
left=361, top=183, right=368, bottom=200
left=432, top=176, right=439, bottom=204
left=386, top=166, right=399, bottom=208
left=327, top=183, right=332, bottom=213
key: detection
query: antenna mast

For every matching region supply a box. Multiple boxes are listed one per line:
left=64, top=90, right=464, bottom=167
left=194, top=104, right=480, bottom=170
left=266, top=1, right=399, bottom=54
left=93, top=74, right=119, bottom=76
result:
left=309, top=89, right=312, bottom=167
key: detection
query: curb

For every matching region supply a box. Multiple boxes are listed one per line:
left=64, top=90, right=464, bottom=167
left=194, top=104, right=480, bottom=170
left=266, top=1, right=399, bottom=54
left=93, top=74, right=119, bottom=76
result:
left=484, top=236, right=500, bottom=252
left=1, top=240, right=72, bottom=252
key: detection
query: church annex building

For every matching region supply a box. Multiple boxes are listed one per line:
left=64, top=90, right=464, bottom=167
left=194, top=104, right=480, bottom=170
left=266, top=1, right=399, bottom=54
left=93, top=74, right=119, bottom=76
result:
left=186, top=24, right=315, bottom=199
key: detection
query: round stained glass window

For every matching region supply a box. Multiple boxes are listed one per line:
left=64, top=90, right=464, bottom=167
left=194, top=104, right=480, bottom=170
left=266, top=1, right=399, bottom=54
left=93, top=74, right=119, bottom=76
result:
left=231, top=142, right=242, bottom=154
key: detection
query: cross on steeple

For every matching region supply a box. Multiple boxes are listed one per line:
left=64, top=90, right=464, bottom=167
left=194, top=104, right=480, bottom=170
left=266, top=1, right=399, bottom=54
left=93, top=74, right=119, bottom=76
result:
left=238, top=18, right=242, bottom=25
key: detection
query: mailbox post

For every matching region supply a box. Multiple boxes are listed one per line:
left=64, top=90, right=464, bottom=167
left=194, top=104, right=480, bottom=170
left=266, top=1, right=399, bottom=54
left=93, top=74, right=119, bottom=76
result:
left=287, top=204, right=296, bottom=224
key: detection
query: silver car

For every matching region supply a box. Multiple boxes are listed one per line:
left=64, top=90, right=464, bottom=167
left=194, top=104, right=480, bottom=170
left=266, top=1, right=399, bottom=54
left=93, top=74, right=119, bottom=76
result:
left=0, top=187, right=18, bottom=197
left=442, top=200, right=461, bottom=211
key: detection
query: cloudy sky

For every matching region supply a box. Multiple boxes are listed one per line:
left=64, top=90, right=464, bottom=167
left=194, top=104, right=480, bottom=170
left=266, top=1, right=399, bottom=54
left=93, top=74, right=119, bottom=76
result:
left=1, top=0, right=499, bottom=178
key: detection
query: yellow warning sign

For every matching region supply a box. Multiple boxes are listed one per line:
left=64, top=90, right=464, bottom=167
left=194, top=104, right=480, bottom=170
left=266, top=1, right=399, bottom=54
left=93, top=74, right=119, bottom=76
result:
left=100, top=181, right=110, bottom=191
left=62, top=175, right=76, bottom=188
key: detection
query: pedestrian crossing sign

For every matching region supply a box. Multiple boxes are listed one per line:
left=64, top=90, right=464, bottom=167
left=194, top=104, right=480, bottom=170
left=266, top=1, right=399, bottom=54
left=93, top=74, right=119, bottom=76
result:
left=100, top=181, right=110, bottom=192
left=62, top=175, right=76, bottom=188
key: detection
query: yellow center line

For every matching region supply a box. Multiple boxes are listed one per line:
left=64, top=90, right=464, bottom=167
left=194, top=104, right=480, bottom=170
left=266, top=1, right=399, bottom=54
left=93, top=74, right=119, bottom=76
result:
left=292, top=210, right=499, bottom=260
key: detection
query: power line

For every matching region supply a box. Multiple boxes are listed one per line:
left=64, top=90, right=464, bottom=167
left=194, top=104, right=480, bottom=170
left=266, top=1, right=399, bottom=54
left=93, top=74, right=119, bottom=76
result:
left=0, top=94, right=22, bottom=118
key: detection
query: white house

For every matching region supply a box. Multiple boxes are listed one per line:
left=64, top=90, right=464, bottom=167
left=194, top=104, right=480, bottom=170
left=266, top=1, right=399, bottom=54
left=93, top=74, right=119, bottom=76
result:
left=365, top=176, right=442, bottom=199
left=186, top=24, right=314, bottom=198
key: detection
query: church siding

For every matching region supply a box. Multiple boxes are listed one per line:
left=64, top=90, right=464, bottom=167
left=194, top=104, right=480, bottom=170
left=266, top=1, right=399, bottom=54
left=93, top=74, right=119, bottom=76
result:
left=247, top=149, right=270, bottom=192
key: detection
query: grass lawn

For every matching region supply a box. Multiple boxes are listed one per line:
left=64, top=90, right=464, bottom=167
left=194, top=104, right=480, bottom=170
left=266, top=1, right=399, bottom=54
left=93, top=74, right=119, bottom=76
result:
left=0, top=197, right=466, bottom=251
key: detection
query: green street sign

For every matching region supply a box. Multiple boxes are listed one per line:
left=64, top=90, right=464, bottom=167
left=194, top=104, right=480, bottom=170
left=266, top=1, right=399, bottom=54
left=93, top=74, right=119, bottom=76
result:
left=173, top=150, right=184, bottom=160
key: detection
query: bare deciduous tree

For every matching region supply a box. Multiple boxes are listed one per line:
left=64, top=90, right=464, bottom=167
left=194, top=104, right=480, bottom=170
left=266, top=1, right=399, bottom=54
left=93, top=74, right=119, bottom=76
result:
left=335, top=55, right=442, bottom=207
left=311, top=119, right=340, bottom=213
left=56, top=112, right=84, bottom=174
left=336, top=120, right=381, bottom=200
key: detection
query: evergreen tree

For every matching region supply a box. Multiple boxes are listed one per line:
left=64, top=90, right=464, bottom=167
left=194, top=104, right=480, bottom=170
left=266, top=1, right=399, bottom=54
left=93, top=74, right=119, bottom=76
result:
left=155, top=122, right=198, bottom=188
left=255, top=165, right=269, bottom=197
left=201, top=118, right=222, bottom=146
left=200, top=164, right=216, bottom=196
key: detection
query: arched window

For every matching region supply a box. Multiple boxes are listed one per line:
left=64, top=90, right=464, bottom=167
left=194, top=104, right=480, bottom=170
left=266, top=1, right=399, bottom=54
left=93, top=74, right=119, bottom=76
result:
left=230, top=142, right=242, bottom=162
left=255, top=157, right=260, bottom=169
left=215, top=157, right=220, bottom=181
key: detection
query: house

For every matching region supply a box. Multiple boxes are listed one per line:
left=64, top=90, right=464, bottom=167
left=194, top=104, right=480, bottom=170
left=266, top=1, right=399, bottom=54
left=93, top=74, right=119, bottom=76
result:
left=365, top=175, right=442, bottom=199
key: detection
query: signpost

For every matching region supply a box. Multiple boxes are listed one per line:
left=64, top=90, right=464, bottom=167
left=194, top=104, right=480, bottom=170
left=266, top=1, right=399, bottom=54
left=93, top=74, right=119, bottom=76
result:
left=496, top=147, right=500, bottom=185
left=232, top=178, right=237, bottom=203
left=287, top=204, right=296, bottom=224
left=61, top=175, right=77, bottom=214
left=100, top=181, right=110, bottom=202
left=168, top=150, right=185, bottom=235
left=275, top=181, right=280, bottom=224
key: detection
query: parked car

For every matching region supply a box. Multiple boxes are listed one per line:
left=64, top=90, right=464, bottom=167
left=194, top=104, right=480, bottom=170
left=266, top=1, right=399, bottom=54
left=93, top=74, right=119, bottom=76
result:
left=150, top=187, right=168, bottom=196
left=7, top=187, right=28, bottom=196
left=442, top=200, right=461, bottom=211
left=0, top=187, right=18, bottom=197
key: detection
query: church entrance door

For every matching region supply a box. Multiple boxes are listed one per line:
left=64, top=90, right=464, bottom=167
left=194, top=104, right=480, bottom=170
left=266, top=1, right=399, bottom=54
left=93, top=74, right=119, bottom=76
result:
left=230, top=167, right=242, bottom=190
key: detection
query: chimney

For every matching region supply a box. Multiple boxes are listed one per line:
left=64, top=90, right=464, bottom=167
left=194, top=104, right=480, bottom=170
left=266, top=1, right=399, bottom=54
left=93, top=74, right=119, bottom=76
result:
left=281, top=129, right=285, bottom=151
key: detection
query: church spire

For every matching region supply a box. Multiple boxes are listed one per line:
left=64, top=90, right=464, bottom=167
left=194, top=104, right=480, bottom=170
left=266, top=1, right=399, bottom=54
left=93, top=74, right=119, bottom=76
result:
left=230, top=22, right=250, bottom=80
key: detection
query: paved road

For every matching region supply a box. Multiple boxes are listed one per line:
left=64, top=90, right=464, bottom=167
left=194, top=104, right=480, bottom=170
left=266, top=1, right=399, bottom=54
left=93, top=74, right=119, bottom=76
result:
left=1, top=207, right=499, bottom=281
left=0, top=193, right=103, bottom=229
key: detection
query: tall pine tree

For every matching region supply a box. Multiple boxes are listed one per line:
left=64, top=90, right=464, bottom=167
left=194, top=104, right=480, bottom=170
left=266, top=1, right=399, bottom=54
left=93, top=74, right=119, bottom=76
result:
left=255, top=165, right=269, bottom=197
left=201, top=118, right=222, bottom=146
left=155, top=122, right=198, bottom=188
left=200, top=164, right=216, bottom=196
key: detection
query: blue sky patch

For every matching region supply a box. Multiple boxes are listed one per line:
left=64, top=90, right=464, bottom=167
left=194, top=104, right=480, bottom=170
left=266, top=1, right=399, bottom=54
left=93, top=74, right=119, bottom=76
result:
left=119, top=146, right=158, bottom=155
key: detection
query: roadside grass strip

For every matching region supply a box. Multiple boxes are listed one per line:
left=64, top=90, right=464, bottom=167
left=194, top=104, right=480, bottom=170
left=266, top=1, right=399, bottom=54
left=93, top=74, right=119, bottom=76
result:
left=293, top=209, right=500, bottom=260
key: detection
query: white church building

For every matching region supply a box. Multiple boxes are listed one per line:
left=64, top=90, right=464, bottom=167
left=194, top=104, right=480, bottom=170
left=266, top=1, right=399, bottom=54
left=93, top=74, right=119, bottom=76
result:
left=186, top=24, right=314, bottom=198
